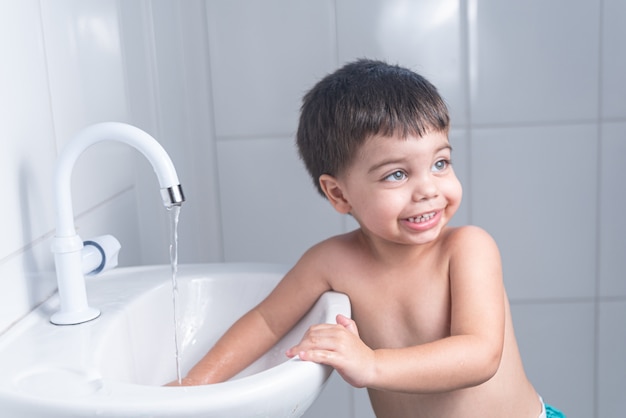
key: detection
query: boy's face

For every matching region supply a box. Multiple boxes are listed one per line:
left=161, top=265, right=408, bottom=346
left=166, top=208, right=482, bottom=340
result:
left=320, top=130, right=462, bottom=246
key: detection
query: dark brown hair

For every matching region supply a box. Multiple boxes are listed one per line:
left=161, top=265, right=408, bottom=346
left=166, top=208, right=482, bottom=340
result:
left=296, top=59, right=450, bottom=196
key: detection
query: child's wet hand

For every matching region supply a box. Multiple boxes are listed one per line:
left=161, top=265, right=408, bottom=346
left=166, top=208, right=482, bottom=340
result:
left=164, top=376, right=205, bottom=387
left=286, top=314, right=375, bottom=388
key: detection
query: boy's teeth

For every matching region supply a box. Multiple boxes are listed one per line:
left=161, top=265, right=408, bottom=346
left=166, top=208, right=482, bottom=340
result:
left=408, top=212, right=435, bottom=223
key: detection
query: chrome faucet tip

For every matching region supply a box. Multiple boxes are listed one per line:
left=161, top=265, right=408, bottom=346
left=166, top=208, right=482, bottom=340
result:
left=161, top=184, right=185, bottom=208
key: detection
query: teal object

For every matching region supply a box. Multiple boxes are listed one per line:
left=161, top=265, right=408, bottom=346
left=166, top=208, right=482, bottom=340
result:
left=545, top=403, right=566, bottom=418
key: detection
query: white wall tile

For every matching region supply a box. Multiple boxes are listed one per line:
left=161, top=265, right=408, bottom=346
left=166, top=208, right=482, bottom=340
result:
left=216, top=137, right=343, bottom=265
left=206, top=0, right=337, bottom=139
left=598, top=300, right=626, bottom=418
left=40, top=0, right=130, bottom=141
left=116, top=0, right=171, bottom=266
left=512, top=301, right=595, bottom=418
left=124, top=0, right=223, bottom=265
left=0, top=0, right=57, bottom=257
left=0, top=240, right=56, bottom=332
left=174, top=0, right=223, bottom=263
left=117, top=0, right=157, bottom=132
left=68, top=140, right=136, bottom=217
left=599, top=122, right=626, bottom=297
left=336, top=0, right=467, bottom=126
left=468, top=0, right=600, bottom=125
left=602, top=0, right=626, bottom=119
left=471, top=125, right=597, bottom=300
left=40, top=0, right=135, bottom=218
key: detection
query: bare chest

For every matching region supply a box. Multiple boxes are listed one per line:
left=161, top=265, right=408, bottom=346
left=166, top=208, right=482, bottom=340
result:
left=338, top=264, right=452, bottom=350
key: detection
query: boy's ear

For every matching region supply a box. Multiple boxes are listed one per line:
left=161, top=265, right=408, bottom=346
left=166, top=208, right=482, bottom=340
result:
left=319, top=174, right=351, bottom=214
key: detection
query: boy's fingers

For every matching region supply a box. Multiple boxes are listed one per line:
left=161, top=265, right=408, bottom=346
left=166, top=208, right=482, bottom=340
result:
left=298, top=349, right=339, bottom=366
left=336, top=314, right=358, bottom=336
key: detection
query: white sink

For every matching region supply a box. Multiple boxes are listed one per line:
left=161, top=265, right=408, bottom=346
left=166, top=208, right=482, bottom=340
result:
left=0, top=263, right=351, bottom=417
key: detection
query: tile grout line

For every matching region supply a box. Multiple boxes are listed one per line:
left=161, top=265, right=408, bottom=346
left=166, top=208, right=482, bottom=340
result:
left=593, top=1, right=606, bottom=416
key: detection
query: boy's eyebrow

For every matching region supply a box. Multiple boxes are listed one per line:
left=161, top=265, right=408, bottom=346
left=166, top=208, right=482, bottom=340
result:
left=367, top=157, right=409, bottom=173
left=367, top=144, right=453, bottom=173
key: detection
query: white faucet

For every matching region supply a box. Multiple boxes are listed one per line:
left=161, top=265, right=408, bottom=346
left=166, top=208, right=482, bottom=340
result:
left=50, top=122, right=184, bottom=325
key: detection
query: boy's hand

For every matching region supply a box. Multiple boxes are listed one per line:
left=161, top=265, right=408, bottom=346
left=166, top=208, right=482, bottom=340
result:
left=286, top=314, right=375, bottom=388
left=164, top=376, right=206, bottom=387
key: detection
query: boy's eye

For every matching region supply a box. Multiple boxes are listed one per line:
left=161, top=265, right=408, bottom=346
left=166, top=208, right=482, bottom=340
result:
left=384, top=170, right=407, bottom=182
left=432, top=159, right=450, bottom=172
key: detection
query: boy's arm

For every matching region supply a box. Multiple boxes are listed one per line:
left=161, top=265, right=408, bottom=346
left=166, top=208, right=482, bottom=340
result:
left=175, top=307, right=280, bottom=385
left=173, top=248, right=333, bottom=386
left=287, top=226, right=506, bottom=393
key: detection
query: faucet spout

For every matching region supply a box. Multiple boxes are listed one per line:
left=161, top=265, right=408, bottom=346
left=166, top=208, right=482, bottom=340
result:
left=50, top=122, right=185, bottom=325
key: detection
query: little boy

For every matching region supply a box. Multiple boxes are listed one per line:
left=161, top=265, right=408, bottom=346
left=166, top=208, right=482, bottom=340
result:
left=175, top=59, right=565, bottom=418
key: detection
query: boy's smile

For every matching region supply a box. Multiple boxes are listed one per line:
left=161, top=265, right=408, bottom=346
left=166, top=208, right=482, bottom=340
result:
left=402, top=209, right=442, bottom=231
left=321, top=130, right=462, bottom=248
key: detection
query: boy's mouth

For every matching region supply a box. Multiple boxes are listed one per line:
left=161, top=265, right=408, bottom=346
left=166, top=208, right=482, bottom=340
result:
left=406, top=211, right=437, bottom=224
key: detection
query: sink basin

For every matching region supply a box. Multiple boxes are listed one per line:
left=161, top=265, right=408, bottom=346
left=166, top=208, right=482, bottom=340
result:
left=0, top=263, right=351, bottom=417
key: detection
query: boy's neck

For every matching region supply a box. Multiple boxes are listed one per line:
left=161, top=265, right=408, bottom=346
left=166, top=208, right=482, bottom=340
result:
left=354, top=227, right=443, bottom=267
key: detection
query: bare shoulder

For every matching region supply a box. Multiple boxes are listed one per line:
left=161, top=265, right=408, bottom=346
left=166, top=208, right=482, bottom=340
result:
left=260, top=233, right=359, bottom=312
left=443, top=225, right=499, bottom=254
left=301, top=230, right=362, bottom=260
left=442, top=226, right=502, bottom=276
left=289, top=231, right=361, bottom=280
left=442, top=226, right=503, bottom=294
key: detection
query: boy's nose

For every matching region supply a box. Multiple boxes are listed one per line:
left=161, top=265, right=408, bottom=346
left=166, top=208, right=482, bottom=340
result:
left=411, top=177, right=438, bottom=201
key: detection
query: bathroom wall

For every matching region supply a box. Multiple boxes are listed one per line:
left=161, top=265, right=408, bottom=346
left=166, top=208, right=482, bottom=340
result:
left=0, top=1, right=624, bottom=417
left=1, top=0, right=139, bottom=331
left=0, top=0, right=221, bottom=332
